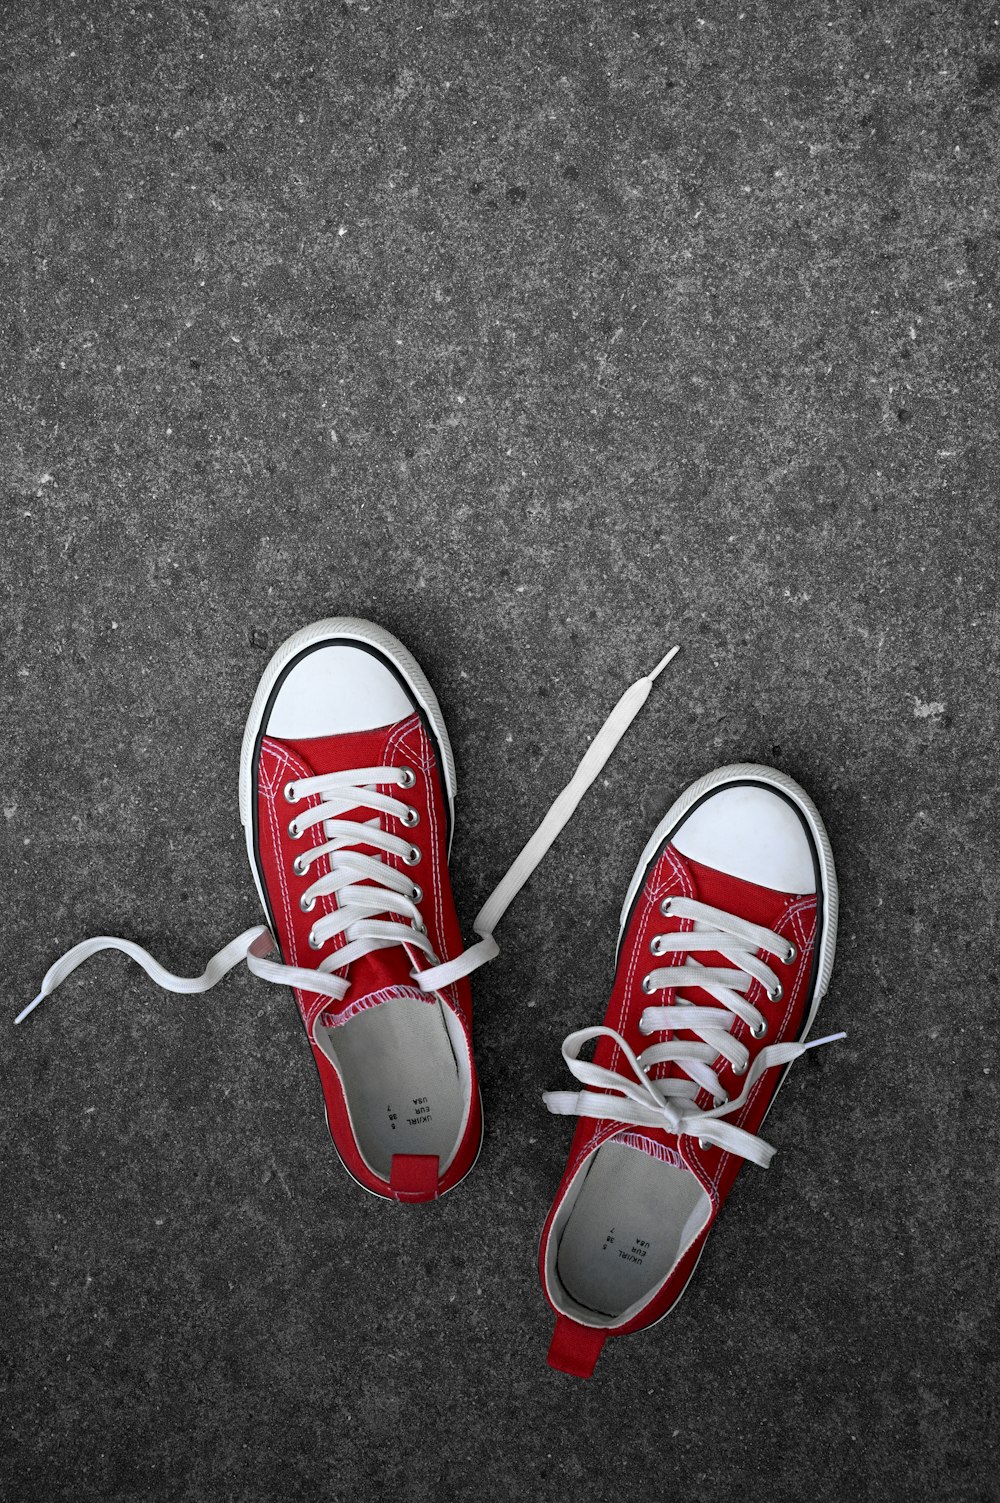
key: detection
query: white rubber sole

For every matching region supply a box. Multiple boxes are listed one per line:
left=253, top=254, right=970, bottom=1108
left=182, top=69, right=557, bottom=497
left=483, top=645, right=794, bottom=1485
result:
left=238, top=617, right=458, bottom=918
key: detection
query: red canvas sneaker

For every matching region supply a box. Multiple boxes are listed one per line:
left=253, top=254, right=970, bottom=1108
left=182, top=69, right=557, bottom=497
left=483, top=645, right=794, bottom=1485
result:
left=233, top=619, right=481, bottom=1200
left=540, top=764, right=842, bottom=1377
left=19, top=620, right=679, bottom=1207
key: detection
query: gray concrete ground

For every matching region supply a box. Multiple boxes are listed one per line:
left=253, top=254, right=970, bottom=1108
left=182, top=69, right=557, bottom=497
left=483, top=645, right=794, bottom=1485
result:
left=2, top=2, right=998, bottom=1499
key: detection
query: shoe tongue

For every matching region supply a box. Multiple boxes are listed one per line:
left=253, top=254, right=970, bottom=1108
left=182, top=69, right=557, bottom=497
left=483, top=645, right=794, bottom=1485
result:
left=317, top=964, right=431, bottom=1029
left=682, top=851, right=801, bottom=930
left=609, top=1128, right=694, bottom=1173
left=284, top=725, right=398, bottom=769
left=282, top=724, right=425, bottom=1027
left=640, top=850, right=809, bottom=1102
left=315, top=973, right=430, bottom=1034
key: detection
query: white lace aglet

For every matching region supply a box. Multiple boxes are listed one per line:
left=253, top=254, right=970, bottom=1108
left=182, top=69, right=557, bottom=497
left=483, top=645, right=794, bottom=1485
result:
left=14, top=992, right=47, bottom=1026
left=647, top=645, right=680, bottom=683
left=804, top=1031, right=847, bottom=1050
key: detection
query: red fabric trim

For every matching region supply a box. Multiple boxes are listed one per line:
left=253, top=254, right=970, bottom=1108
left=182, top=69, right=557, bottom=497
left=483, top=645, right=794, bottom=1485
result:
left=389, top=1154, right=440, bottom=1202
left=547, top=1317, right=607, bottom=1379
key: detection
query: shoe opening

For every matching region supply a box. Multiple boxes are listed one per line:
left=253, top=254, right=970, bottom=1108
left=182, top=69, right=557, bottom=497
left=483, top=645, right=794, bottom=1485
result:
left=547, top=1139, right=711, bottom=1324
left=314, top=995, right=471, bottom=1180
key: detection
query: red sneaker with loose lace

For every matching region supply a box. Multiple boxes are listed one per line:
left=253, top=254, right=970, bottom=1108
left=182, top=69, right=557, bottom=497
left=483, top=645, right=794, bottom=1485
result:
left=236, top=619, right=483, bottom=1201
left=540, top=764, right=841, bottom=1376
left=19, top=619, right=679, bottom=1209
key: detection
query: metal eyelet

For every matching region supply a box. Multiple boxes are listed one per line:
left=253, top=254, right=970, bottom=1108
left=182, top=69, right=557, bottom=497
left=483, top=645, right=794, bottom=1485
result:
left=308, top=932, right=323, bottom=950
left=751, top=1019, right=768, bottom=1039
left=284, top=782, right=298, bottom=803
left=649, top=936, right=666, bottom=957
left=410, top=883, right=423, bottom=903
left=733, top=1057, right=748, bottom=1075
left=767, top=981, right=783, bottom=1002
left=638, top=1016, right=651, bottom=1036
left=659, top=897, right=673, bottom=917
left=288, top=820, right=301, bottom=840
left=414, top=919, right=427, bottom=935
left=713, top=1095, right=727, bottom=1110
left=299, top=894, right=316, bottom=913
left=404, top=845, right=421, bottom=866
left=697, top=1137, right=711, bottom=1151
left=401, top=806, right=420, bottom=828
left=641, top=975, right=655, bottom=995
left=784, top=943, right=797, bottom=964
left=398, top=766, right=416, bottom=789
left=292, top=854, right=308, bottom=877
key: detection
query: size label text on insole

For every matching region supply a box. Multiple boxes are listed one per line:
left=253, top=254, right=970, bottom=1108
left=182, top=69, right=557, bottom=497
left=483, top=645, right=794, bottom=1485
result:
left=386, top=1097, right=434, bottom=1130
left=619, top=1238, right=651, bottom=1266
left=601, top=1228, right=651, bottom=1265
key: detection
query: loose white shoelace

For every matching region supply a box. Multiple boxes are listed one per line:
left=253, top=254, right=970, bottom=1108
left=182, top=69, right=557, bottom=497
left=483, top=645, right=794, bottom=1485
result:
left=542, top=895, right=844, bottom=1168
left=16, top=649, right=679, bottom=1026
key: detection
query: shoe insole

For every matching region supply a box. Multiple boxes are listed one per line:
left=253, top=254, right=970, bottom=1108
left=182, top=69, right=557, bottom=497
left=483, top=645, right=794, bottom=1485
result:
left=556, top=1142, right=710, bottom=1318
left=317, top=997, right=464, bottom=1178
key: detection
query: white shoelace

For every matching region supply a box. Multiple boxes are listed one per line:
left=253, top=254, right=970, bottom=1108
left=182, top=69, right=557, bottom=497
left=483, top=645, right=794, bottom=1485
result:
left=16, top=648, right=679, bottom=1027
left=542, top=895, right=844, bottom=1168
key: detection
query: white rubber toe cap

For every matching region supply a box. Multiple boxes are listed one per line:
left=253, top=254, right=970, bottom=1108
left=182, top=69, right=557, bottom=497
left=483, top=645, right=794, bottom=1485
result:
left=265, top=643, right=416, bottom=738
left=672, top=783, right=816, bottom=894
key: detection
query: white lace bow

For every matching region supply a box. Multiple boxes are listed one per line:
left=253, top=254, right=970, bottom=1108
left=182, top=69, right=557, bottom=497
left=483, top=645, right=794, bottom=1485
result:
left=543, top=895, right=844, bottom=1167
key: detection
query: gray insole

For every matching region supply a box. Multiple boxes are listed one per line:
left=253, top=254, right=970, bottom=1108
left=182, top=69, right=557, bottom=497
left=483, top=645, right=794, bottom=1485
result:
left=556, top=1142, right=709, bottom=1318
left=316, top=997, right=464, bottom=1177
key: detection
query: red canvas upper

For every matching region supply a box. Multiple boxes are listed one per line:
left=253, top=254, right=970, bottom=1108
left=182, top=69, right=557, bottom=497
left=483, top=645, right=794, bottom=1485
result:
left=254, top=711, right=480, bottom=1199
left=540, top=838, right=818, bottom=1375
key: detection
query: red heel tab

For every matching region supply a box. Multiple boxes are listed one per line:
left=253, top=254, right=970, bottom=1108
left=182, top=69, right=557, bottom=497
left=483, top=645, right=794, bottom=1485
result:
left=390, top=1154, right=440, bottom=1202
left=547, top=1316, right=607, bottom=1379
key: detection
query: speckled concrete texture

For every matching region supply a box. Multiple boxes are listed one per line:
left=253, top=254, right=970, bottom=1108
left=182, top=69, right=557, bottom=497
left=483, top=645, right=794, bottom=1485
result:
left=2, top=1, right=998, bottom=1498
